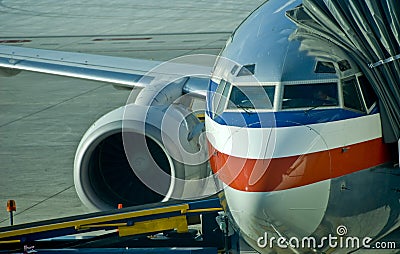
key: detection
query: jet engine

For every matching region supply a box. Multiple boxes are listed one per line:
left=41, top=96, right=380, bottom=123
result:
left=74, top=79, right=210, bottom=210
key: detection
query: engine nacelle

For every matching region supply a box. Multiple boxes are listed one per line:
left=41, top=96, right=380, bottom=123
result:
left=74, top=103, right=209, bottom=210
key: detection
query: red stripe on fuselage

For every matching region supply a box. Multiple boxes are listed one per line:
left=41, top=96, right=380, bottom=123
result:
left=209, top=138, right=391, bottom=192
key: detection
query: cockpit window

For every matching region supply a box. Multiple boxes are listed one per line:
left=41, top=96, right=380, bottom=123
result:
left=357, top=75, right=377, bottom=110
left=315, top=61, right=336, bottom=73
left=212, top=80, right=231, bottom=117
left=227, top=86, right=275, bottom=110
left=342, top=78, right=365, bottom=112
left=282, top=83, right=338, bottom=109
left=338, top=60, right=351, bottom=71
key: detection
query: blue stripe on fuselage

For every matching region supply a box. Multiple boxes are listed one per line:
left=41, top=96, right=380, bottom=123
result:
left=208, top=109, right=366, bottom=128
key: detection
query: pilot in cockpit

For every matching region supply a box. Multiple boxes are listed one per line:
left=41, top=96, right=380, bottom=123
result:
left=314, top=89, right=337, bottom=105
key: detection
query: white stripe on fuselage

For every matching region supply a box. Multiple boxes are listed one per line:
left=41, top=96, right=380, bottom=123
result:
left=205, top=113, right=381, bottom=159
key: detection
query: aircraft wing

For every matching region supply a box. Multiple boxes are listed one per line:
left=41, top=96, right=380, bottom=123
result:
left=0, top=45, right=212, bottom=97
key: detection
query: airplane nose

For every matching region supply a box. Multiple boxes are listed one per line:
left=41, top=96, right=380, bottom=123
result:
left=209, top=121, right=333, bottom=192
left=207, top=119, right=333, bottom=249
left=224, top=177, right=331, bottom=252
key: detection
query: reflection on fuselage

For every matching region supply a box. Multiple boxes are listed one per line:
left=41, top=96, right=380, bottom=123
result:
left=205, top=0, right=399, bottom=252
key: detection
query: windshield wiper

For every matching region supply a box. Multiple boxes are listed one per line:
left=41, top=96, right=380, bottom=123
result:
left=237, top=104, right=254, bottom=115
left=304, top=102, right=329, bottom=114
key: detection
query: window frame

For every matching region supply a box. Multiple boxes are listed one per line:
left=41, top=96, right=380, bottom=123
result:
left=212, top=80, right=232, bottom=118
left=355, top=73, right=377, bottom=114
left=341, top=75, right=367, bottom=114
left=280, top=81, right=340, bottom=111
left=224, top=85, right=276, bottom=112
left=276, top=76, right=377, bottom=114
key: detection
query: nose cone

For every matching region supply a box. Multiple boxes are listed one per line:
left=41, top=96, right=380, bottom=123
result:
left=206, top=105, right=333, bottom=251
left=223, top=179, right=330, bottom=253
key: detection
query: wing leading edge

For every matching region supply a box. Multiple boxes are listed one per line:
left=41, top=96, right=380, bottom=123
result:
left=0, top=45, right=212, bottom=98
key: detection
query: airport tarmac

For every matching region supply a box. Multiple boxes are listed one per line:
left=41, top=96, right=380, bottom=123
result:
left=0, top=0, right=266, bottom=227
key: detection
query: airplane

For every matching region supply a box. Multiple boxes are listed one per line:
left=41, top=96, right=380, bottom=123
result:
left=1, top=0, right=400, bottom=253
